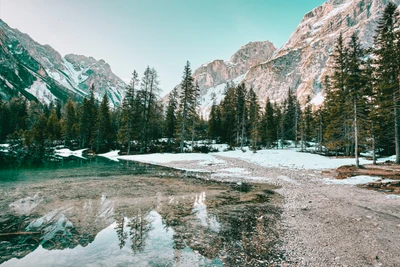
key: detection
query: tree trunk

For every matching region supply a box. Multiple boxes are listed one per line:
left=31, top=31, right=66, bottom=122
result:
left=241, top=108, right=245, bottom=148
left=301, top=122, right=304, bottom=152
left=354, top=98, right=359, bottom=168
left=394, top=92, right=400, bottom=164
left=191, top=117, right=195, bottom=152
left=372, top=134, right=376, bottom=165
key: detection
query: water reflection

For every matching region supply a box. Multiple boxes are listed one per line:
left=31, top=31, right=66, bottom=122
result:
left=0, top=159, right=281, bottom=266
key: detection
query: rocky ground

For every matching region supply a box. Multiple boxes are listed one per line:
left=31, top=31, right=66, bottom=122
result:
left=142, top=155, right=400, bottom=267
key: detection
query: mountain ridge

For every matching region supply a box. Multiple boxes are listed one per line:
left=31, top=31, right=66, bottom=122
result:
left=175, top=0, right=399, bottom=114
left=244, top=0, right=400, bottom=106
left=0, top=19, right=125, bottom=107
left=168, top=40, right=277, bottom=116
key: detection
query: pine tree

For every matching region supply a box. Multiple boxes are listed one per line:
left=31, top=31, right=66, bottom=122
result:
left=63, top=97, right=78, bottom=145
left=190, top=81, right=200, bottom=150
left=165, top=87, right=179, bottom=147
left=282, top=88, right=297, bottom=142
left=260, top=98, right=276, bottom=148
left=95, top=94, right=113, bottom=152
left=346, top=33, right=366, bottom=167
left=31, top=114, right=48, bottom=152
left=248, top=87, right=260, bottom=150
left=373, top=2, right=400, bottom=162
left=8, top=95, right=28, bottom=135
left=46, top=109, right=61, bottom=145
left=235, top=83, right=247, bottom=148
left=118, top=71, right=139, bottom=154
left=220, top=84, right=237, bottom=148
left=207, top=93, right=222, bottom=142
left=137, top=67, right=161, bottom=153
left=79, top=84, right=97, bottom=148
left=303, top=95, right=313, bottom=143
left=323, top=33, right=351, bottom=154
left=179, top=61, right=195, bottom=153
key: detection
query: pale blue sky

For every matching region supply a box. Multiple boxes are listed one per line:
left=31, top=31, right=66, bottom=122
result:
left=0, top=0, right=326, bottom=95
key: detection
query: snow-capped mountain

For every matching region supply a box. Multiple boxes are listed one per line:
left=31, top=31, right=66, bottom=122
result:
left=244, top=0, right=400, bottom=106
left=170, top=41, right=276, bottom=116
left=0, top=19, right=125, bottom=107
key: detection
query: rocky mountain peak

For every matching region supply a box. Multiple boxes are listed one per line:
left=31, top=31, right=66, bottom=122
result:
left=0, top=19, right=126, bottom=107
left=244, top=0, right=399, bottom=107
left=173, top=40, right=276, bottom=116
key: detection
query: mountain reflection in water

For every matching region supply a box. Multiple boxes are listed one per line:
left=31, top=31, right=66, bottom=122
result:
left=0, top=158, right=281, bottom=266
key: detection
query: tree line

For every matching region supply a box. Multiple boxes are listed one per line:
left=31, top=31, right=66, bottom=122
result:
left=0, top=63, right=208, bottom=159
left=0, top=3, right=398, bottom=166
left=322, top=2, right=400, bottom=166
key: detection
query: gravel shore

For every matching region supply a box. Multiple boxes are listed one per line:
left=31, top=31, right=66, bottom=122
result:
left=136, top=154, right=400, bottom=267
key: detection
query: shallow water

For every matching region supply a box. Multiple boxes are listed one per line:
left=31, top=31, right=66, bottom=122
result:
left=0, top=157, right=281, bottom=266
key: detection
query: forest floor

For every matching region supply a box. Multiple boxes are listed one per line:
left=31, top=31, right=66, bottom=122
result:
left=117, top=150, right=400, bottom=267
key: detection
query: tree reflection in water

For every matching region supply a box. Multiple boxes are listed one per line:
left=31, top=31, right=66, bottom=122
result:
left=114, top=209, right=153, bottom=254
left=114, top=214, right=128, bottom=249
left=128, top=209, right=152, bottom=254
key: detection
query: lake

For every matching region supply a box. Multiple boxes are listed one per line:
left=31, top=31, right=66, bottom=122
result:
left=0, top=157, right=282, bottom=266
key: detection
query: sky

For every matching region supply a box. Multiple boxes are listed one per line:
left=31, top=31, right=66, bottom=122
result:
left=0, top=0, right=326, bottom=96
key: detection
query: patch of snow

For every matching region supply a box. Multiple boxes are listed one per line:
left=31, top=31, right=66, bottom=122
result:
left=378, top=155, right=397, bottom=162
left=385, top=194, right=400, bottom=199
left=214, top=148, right=372, bottom=170
left=25, top=80, right=54, bottom=105
left=310, top=92, right=325, bottom=106
left=118, top=153, right=225, bottom=167
left=63, top=58, right=82, bottom=85
left=324, top=176, right=395, bottom=185
left=211, top=143, right=229, bottom=152
left=5, top=79, right=14, bottom=89
left=0, top=143, right=10, bottom=153
left=98, top=150, right=120, bottom=162
left=55, top=148, right=87, bottom=159
left=198, top=73, right=247, bottom=119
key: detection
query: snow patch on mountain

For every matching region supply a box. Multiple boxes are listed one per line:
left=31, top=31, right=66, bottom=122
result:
left=25, top=80, right=55, bottom=105
left=198, top=73, right=247, bottom=118
left=168, top=41, right=276, bottom=116
left=310, top=92, right=325, bottom=106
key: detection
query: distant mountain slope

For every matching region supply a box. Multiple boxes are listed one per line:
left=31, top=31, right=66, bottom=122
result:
left=0, top=19, right=125, bottom=107
left=169, top=41, right=277, bottom=116
left=245, top=0, right=400, bottom=105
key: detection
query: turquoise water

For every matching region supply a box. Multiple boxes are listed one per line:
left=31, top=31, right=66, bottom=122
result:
left=0, top=156, right=280, bottom=266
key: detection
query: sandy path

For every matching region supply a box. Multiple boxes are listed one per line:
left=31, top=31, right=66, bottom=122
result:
left=131, top=154, right=400, bottom=266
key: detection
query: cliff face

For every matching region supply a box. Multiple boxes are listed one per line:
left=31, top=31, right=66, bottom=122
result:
left=245, top=0, right=400, bottom=105
left=193, top=41, right=276, bottom=93
left=0, top=19, right=125, bottom=107
left=170, top=41, right=276, bottom=116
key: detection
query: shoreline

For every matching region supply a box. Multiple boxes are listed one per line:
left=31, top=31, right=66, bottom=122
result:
left=113, top=151, right=400, bottom=266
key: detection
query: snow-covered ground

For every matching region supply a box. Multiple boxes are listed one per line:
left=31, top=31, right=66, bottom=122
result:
left=324, top=175, right=396, bottom=185
left=118, top=153, right=226, bottom=167
left=97, top=150, right=120, bottom=162
left=55, top=148, right=87, bottom=159
left=0, top=143, right=10, bottom=153
left=213, top=148, right=372, bottom=170
left=100, top=147, right=377, bottom=171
